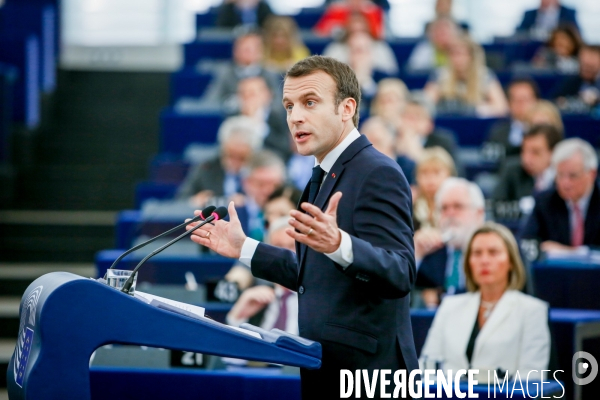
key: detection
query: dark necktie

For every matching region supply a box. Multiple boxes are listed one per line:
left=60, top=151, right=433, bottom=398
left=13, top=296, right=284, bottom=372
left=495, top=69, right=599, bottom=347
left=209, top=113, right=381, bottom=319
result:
left=273, top=290, right=293, bottom=331
left=308, top=165, right=325, bottom=204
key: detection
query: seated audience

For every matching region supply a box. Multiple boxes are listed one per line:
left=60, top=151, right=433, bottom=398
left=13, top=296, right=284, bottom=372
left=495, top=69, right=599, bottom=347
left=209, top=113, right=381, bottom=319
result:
left=522, top=138, right=600, bottom=252
left=323, top=12, right=399, bottom=75
left=226, top=217, right=298, bottom=334
left=493, top=124, right=562, bottom=205
left=369, top=78, right=409, bottom=134
left=424, top=35, right=509, bottom=117
left=532, top=24, right=581, bottom=74
left=262, top=16, right=310, bottom=73
left=421, top=222, right=550, bottom=379
left=414, top=177, right=485, bottom=307
left=527, top=99, right=564, bottom=134
left=346, top=32, right=385, bottom=99
left=239, top=150, right=287, bottom=242
left=263, top=185, right=303, bottom=230
left=202, top=31, right=280, bottom=110
left=485, top=78, right=540, bottom=160
left=176, top=116, right=262, bottom=205
left=407, top=16, right=460, bottom=73
left=216, top=0, right=273, bottom=29
left=234, top=76, right=292, bottom=162
left=517, top=0, right=579, bottom=40
left=361, top=116, right=416, bottom=184
left=397, top=98, right=460, bottom=169
left=413, top=147, right=456, bottom=231
left=554, top=45, right=600, bottom=110
left=314, top=0, right=385, bottom=40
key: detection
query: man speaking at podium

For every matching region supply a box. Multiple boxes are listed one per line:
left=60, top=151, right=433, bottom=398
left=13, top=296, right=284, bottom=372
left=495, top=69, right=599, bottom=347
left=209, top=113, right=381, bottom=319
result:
left=188, top=55, right=418, bottom=398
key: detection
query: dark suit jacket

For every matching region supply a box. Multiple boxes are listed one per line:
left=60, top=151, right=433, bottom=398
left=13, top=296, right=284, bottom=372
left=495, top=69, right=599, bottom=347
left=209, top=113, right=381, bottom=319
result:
left=251, top=135, right=418, bottom=397
left=487, top=119, right=523, bottom=160
left=517, top=6, right=579, bottom=32
left=215, top=2, right=273, bottom=28
left=175, top=157, right=227, bottom=199
left=521, top=182, right=600, bottom=247
left=492, top=156, right=535, bottom=202
left=262, top=108, right=292, bottom=163
left=415, top=246, right=447, bottom=289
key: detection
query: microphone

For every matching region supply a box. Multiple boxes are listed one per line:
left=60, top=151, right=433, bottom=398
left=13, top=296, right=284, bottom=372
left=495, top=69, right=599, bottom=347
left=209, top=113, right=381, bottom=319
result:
left=105, top=205, right=216, bottom=276
left=120, top=206, right=228, bottom=294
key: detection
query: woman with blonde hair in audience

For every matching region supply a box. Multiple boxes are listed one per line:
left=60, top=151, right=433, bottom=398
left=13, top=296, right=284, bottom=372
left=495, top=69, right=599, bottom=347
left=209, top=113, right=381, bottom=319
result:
left=369, top=78, right=410, bottom=133
left=526, top=100, right=565, bottom=136
left=420, top=222, right=550, bottom=380
left=424, top=35, right=509, bottom=117
left=262, top=16, right=310, bottom=72
left=413, top=147, right=456, bottom=230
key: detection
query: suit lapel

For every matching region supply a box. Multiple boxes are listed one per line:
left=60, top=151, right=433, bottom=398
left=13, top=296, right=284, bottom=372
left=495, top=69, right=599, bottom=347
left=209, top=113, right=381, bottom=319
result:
left=473, top=291, right=517, bottom=360
left=552, top=193, right=570, bottom=245
left=451, top=293, right=479, bottom=366
left=296, top=135, right=372, bottom=276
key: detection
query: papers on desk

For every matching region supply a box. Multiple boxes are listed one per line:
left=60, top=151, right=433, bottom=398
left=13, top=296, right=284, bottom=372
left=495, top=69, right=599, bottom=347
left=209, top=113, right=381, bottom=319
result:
left=134, top=291, right=205, bottom=319
left=134, top=291, right=262, bottom=339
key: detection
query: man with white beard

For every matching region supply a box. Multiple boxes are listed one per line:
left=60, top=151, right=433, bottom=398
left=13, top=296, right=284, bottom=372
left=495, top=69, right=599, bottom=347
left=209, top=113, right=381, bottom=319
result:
left=413, top=177, right=486, bottom=308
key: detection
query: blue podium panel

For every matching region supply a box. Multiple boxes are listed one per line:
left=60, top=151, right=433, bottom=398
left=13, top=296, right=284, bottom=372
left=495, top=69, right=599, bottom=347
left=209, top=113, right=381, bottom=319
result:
left=7, top=272, right=321, bottom=400
left=96, top=250, right=235, bottom=285
left=91, top=367, right=301, bottom=400
left=533, top=259, right=600, bottom=310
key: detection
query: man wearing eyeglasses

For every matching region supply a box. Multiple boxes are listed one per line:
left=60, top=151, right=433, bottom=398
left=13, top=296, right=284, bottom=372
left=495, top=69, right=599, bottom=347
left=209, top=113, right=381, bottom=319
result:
left=413, top=177, right=486, bottom=308
left=522, top=138, right=600, bottom=253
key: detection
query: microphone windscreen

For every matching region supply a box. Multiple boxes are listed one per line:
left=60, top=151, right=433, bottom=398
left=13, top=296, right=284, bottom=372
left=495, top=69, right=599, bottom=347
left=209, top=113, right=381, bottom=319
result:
left=212, top=206, right=228, bottom=221
left=200, top=205, right=216, bottom=220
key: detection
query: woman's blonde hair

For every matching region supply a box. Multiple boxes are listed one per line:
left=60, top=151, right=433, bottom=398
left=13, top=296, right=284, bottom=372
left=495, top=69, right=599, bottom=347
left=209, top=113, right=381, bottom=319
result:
left=370, top=78, right=410, bottom=117
left=463, top=222, right=527, bottom=292
left=416, top=146, right=457, bottom=177
left=262, top=16, right=303, bottom=62
left=440, top=35, right=487, bottom=106
left=526, top=100, right=564, bottom=135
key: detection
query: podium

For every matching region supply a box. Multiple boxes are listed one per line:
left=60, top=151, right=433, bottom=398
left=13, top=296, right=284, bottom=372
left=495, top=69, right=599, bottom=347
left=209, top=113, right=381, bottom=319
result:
left=7, top=272, right=321, bottom=400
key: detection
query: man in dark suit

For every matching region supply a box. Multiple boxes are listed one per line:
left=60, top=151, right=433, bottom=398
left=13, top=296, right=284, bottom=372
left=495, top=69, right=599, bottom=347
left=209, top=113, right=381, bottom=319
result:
left=485, top=78, right=540, bottom=162
left=188, top=56, right=418, bottom=398
left=493, top=124, right=562, bottom=203
left=553, top=45, right=600, bottom=110
left=522, top=138, right=600, bottom=252
left=234, top=76, right=292, bottom=162
left=202, top=31, right=281, bottom=111
left=414, top=177, right=485, bottom=308
left=176, top=116, right=262, bottom=203
left=215, top=0, right=274, bottom=29
left=517, top=0, right=579, bottom=38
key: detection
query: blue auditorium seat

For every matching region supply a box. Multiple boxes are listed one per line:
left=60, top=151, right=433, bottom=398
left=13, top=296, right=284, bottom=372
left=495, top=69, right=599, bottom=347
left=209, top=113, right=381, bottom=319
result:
left=160, top=108, right=223, bottom=154
left=170, top=69, right=213, bottom=103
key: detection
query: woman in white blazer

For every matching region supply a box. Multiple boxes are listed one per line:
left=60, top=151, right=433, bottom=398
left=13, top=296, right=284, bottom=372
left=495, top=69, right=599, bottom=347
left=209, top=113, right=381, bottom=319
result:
left=420, top=222, right=550, bottom=380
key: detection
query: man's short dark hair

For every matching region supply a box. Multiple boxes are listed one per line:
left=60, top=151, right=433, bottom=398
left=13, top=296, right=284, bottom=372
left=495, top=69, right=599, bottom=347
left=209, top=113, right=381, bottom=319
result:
left=285, top=55, right=362, bottom=126
left=581, top=45, right=600, bottom=57
left=507, top=77, right=540, bottom=99
left=523, top=124, right=563, bottom=151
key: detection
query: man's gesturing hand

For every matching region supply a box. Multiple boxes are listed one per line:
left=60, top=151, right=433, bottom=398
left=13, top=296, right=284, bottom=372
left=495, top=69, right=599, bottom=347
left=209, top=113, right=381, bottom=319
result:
left=287, top=191, right=343, bottom=254
left=186, top=201, right=247, bottom=259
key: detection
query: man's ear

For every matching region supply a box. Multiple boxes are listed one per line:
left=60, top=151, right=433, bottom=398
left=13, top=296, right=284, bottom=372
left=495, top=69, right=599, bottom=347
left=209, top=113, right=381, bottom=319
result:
left=339, top=97, right=357, bottom=123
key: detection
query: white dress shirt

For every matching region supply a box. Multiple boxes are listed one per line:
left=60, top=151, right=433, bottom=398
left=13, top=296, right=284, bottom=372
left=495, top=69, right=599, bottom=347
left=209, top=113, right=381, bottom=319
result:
left=239, top=128, right=361, bottom=268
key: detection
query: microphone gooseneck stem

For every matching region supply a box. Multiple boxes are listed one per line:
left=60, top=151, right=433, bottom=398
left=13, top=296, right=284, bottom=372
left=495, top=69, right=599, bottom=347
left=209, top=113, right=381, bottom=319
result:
left=106, top=214, right=204, bottom=276
left=121, top=215, right=216, bottom=294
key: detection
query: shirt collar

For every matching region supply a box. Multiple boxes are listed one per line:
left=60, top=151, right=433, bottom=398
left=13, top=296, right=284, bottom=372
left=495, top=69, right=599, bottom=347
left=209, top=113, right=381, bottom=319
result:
left=568, top=187, right=593, bottom=215
left=314, top=128, right=361, bottom=172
